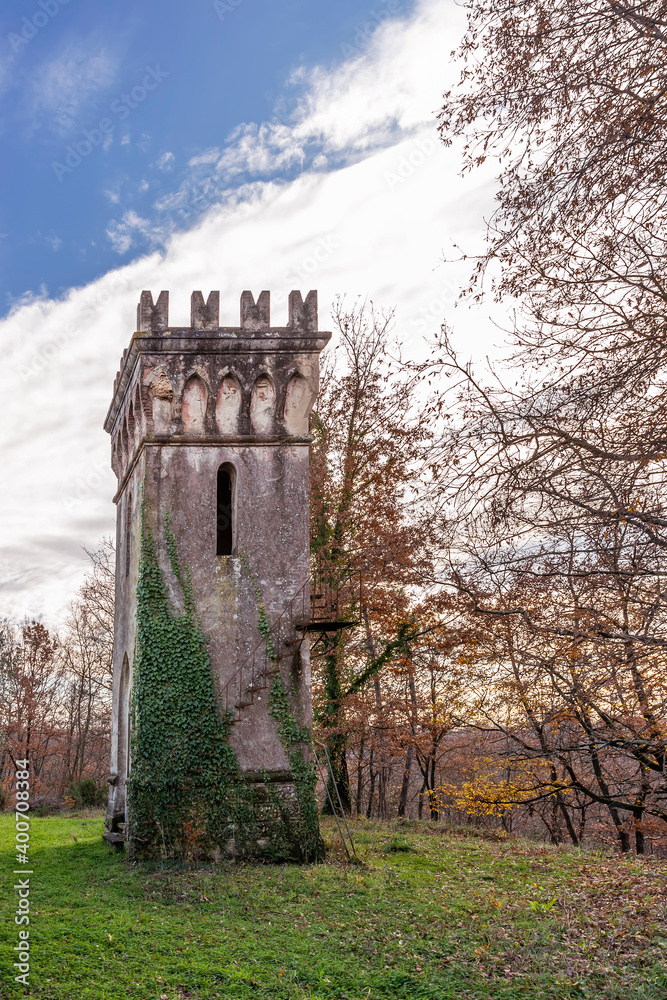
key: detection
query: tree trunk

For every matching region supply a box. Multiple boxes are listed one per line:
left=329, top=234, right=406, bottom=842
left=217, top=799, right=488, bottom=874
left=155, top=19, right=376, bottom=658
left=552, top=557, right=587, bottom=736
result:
left=399, top=648, right=418, bottom=819
left=364, top=608, right=387, bottom=820
left=636, top=823, right=645, bottom=856
left=366, top=747, right=375, bottom=819
left=418, top=779, right=426, bottom=820
left=320, top=636, right=351, bottom=815
left=356, top=736, right=365, bottom=817
left=429, top=756, right=439, bottom=821
left=398, top=746, right=413, bottom=817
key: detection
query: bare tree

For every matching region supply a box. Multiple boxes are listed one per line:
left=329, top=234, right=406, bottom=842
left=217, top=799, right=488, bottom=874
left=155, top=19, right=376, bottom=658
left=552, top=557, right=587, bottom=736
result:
left=310, top=297, right=432, bottom=812
left=425, top=1, right=667, bottom=850
left=58, top=538, right=114, bottom=789
left=0, top=619, right=63, bottom=797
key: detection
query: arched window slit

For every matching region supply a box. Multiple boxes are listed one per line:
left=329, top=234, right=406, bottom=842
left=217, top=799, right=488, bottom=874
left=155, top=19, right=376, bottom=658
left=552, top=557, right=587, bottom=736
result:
left=125, top=492, right=132, bottom=577
left=216, top=466, right=234, bottom=556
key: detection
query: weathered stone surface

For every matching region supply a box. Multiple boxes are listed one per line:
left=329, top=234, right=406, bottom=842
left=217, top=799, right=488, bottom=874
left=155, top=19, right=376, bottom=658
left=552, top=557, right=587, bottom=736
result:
left=104, top=290, right=330, bottom=852
left=137, top=289, right=169, bottom=333
left=190, top=290, right=220, bottom=330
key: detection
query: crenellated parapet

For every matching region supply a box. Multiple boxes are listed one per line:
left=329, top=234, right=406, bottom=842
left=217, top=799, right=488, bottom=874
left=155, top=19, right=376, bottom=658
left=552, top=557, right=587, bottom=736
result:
left=105, top=290, right=331, bottom=491
left=133, top=288, right=318, bottom=336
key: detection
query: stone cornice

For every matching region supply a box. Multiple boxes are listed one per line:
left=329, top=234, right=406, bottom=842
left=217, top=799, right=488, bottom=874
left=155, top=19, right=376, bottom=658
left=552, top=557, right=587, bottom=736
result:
left=113, top=433, right=314, bottom=503
left=105, top=328, right=331, bottom=433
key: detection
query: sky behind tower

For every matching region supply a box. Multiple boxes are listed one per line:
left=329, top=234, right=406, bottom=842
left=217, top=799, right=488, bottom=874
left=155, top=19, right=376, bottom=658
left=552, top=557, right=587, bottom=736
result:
left=0, top=0, right=504, bottom=623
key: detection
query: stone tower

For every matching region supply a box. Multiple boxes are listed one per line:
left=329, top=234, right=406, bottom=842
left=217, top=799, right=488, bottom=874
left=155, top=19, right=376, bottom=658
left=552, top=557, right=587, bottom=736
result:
left=104, top=289, right=330, bottom=856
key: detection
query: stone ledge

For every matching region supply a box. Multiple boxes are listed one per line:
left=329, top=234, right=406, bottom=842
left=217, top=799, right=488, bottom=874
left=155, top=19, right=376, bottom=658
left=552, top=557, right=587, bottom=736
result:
left=238, top=769, right=294, bottom=784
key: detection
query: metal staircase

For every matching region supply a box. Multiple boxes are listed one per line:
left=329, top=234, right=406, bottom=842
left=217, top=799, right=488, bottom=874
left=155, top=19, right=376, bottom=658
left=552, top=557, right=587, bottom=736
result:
left=217, top=579, right=310, bottom=722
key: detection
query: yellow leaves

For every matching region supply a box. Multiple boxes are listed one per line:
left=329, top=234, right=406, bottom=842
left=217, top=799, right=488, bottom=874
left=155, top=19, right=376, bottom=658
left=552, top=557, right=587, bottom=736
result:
left=434, top=773, right=533, bottom=817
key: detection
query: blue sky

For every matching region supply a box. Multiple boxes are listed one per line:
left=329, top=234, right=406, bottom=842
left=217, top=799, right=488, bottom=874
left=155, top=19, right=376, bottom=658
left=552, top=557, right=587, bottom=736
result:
left=0, top=0, right=413, bottom=313
left=1, top=0, right=503, bottom=622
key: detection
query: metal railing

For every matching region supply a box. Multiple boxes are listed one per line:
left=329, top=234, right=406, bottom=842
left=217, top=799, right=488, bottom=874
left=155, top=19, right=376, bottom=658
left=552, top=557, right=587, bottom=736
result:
left=313, top=739, right=357, bottom=860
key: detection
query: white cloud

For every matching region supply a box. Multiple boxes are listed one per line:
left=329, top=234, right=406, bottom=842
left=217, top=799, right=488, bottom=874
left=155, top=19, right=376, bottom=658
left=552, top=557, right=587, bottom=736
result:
left=106, top=210, right=152, bottom=254
left=0, top=0, right=504, bottom=624
left=156, top=151, right=175, bottom=171
left=23, top=40, right=119, bottom=135
left=31, top=232, right=63, bottom=252
left=143, top=0, right=461, bottom=242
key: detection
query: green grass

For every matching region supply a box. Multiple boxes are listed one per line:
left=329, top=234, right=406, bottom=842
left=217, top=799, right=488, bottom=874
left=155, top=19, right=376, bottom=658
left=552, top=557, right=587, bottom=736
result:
left=1, top=812, right=666, bottom=999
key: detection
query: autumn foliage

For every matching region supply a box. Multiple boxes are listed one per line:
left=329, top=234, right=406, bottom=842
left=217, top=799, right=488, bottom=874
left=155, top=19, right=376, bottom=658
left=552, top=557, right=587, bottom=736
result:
left=0, top=543, right=113, bottom=810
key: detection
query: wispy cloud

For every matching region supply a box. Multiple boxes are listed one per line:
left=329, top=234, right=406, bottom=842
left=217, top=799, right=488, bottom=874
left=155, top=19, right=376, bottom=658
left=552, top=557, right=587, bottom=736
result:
left=24, top=40, right=119, bottom=135
left=112, top=0, right=457, bottom=254
left=106, top=210, right=152, bottom=254
left=155, top=150, right=175, bottom=171
left=31, top=231, right=63, bottom=252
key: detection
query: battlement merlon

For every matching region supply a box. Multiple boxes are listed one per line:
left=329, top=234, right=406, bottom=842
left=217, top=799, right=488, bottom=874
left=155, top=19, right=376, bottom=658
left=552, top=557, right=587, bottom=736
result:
left=136, top=289, right=318, bottom=335
left=104, top=289, right=331, bottom=434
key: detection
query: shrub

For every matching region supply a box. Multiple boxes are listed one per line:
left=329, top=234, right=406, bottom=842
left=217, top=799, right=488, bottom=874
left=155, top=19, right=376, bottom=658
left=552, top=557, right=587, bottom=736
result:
left=30, top=794, right=65, bottom=816
left=67, top=778, right=106, bottom=809
left=383, top=835, right=416, bottom=854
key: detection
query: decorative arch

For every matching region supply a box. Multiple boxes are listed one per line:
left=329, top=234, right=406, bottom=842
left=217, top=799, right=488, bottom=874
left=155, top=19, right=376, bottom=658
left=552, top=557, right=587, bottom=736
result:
left=150, top=369, right=173, bottom=434
left=120, top=422, right=129, bottom=461
left=133, top=383, right=145, bottom=432
left=111, top=437, right=121, bottom=477
left=124, top=490, right=132, bottom=577
left=283, top=372, right=313, bottom=435
left=250, top=372, right=276, bottom=434
left=182, top=374, right=207, bottom=434
left=126, top=403, right=136, bottom=451
left=216, top=373, right=242, bottom=434
left=118, top=652, right=131, bottom=783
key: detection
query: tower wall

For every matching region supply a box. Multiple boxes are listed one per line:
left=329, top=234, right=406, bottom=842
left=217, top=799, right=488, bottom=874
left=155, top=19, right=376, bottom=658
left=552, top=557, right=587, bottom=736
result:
left=104, top=290, right=330, bottom=851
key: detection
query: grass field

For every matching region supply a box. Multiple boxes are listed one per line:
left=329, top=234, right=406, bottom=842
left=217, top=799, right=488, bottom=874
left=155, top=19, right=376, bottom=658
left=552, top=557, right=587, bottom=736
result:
left=1, top=812, right=666, bottom=999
